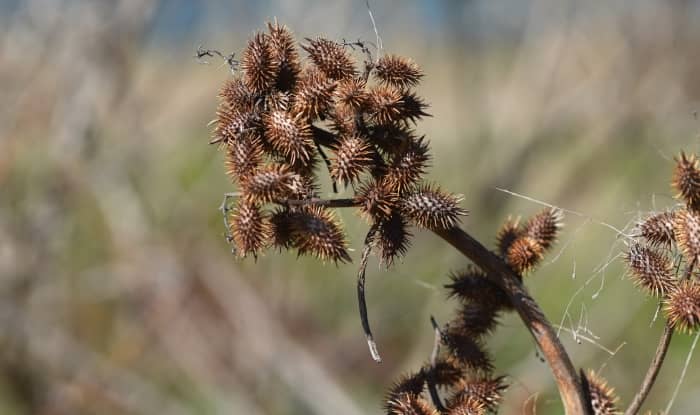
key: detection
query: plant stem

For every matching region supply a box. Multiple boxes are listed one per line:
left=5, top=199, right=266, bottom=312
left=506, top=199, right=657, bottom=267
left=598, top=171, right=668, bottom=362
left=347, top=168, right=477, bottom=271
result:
left=358, top=226, right=381, bottom=362
left=623, top=324, right=673, bottom=415
left=427, top=316, right=447, bottom=413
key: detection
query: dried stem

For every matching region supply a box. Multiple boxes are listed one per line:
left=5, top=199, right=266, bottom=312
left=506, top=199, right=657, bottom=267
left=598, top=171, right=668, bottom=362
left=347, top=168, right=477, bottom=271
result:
left=624, top=259, right=695, bottom=415
left=358, top=226, right=381, bottom=363
left=314, top=142, right=338, bottom=193
left=427, top=316, right=447, bottom=413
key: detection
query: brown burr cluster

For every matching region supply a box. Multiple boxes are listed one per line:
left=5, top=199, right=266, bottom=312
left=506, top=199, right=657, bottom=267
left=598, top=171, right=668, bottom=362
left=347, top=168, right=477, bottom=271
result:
left=623, top=151, right=700, bottom=334
left=213, top=21, right=465, bottom=264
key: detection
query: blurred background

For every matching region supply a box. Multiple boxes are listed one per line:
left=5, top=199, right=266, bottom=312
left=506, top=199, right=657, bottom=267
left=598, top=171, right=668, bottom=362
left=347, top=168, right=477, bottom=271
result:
left=2, top=0, right=700, bottom=414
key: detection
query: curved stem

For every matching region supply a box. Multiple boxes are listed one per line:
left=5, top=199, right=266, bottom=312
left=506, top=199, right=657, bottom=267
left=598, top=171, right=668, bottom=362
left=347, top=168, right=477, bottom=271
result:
left=623, top=324, right=673, bottom=415
left=358, top=226, right=381, bottom=363
left=427, top=316, right=447, bottom=413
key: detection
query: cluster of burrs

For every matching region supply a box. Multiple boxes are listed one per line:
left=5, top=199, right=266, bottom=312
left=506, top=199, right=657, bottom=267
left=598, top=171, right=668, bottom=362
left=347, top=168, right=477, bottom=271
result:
left=213, top=20, right=465, bottom=265
left=625, top=152, right=700, bottom=334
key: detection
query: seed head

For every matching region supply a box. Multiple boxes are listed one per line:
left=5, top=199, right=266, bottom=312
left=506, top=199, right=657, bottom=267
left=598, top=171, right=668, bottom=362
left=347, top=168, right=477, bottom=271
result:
left=385, top=371, right=426, bottom=404
left=374, top=54, right=424, bottom=90
left=302, top=37, right=356, bottom=80
left=334, top=77, right=369, bottom=111
left=422, top=358, right=463, bottom=388
left=665, top=280, right=700, bottom=333
left=385, top=136, right=431, bottom=193
left=445, top=394, right=486, bottom=415
left=218, top=78, right=256, bottom=112
left=674, top=208, right=700, bottom=265
left=639, top=211, right=676, bottom=248
left=356, top=180, right=399, bottom=221
left=400, top=184, right=467, bottom=230
left=240, top=32, right=278, bottom=93
left=330, top=134, right=374, bottom=186
left=453, top=303, right=500, bottom=339
left=386, top=393, right=438, bottom=415
left=672, top=152, right=700, bottom=211
left=368, top=85, right=407, bottom=125
left=376, top=213, right=412, bottom=266
left=506, top=236, right=544, bottom=274
left=524, top=207, right=563, bottom=250
left=212, top=106, right=256, bottom=146
left=399, top=91, right=430, bottom=124
left=495, top=216, right=522, bottom=257
left=293, top=67, right=337, bottom=120
left=445, top=266, right=512, bottom=311
left=267, top=20, right=300, bottom=91
left=230, top=199, right=272, bottom=258
left=263, top=110, right=315, bottom=165
left=240, top=164, right=299, bottom=204
left=225, top=133, right=265, bottom=182
left=442, top=331, right=493, bottom=372
left=288, top=206, right=351, bottom=263
left=624, top=244, right=675, bottom=297
left=583, top=370, right=621, bottom=415
left=454, top=376, right=507, bottom=412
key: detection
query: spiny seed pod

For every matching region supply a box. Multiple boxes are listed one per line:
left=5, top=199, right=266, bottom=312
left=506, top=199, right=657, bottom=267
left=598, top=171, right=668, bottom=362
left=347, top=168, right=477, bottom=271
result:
left=212, top=106, right=255, bottom=145
left=400, top=91, right=430, bottom=124
left=583, top=370, right=621, bottom=415
left=269, top=208, right=294, bottom=249
left=524, top=207, right=563, bottom=250
left=672, top=152, right=700, bottom=211
left=263, top=110, right=315, bottom=165
left=330, top=104, right=358, bottom=135
left=267, top=20, right=300, bottom=91
left=385, top=136, right=431, bottom=193
left=293, top=67, right=337, bottom=120
left=496, top=216, right=522, bottom=257
left=334, top=77, right=368, bottom=111
left=330, top=134, right=374, bottom=186
left=386, top=393, right=438, bottom=415
left=288, top=206, right=351, bottom=263
left=368, top=85, right=404, bottom=125
left=639, top=211, right=676, bottom=247
left=665, top=280, right=700, bottom=333
left=624, top=244, right=675, bottom=297
left=376, top=213, right=412, bottom=266
left=302, top=37, right=356, bottom=80
left=356, top=180, right=399, bottom=221
left=225, top=133, right=265, bottom=182
left=401, top=184, right=466, bottom=230
left=230, top=199, right=272, bottom=258
left=371, top=123, right=417, bottom=155
left=445, top=394, right=486, bottom=415
left=422, top=358, right=463, bottom=388
left=218, top=78, right=256, bottom=112
left=445, top=266, right=513, bottom=311
left=506, top=236, right=544, bottom=274
left=375, top=54, right=423, bottom=90
left=240, top=164, right=299, bottom=204
left=674, top=209, right=700, bottom=265
left=241, top=32, right=278, bottom=93
left=442, top=331, right=493, bottom=372
left=385, top=371, right=427, bottom=403
left=454, top=303, right=500, bottom=339
left=264, top=90, right=291, bottom=112
left=455, top=376, right=507, bottom=412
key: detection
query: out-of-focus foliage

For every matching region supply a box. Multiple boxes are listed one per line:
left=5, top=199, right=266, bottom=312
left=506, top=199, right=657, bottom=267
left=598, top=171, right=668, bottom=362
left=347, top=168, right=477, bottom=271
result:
left=2, top=1, right=700, bottom=414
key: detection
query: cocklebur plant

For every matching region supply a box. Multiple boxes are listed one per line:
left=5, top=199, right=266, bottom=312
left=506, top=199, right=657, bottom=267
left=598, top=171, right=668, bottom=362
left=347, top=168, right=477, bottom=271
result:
left=207, top=21, right=697, bottom=415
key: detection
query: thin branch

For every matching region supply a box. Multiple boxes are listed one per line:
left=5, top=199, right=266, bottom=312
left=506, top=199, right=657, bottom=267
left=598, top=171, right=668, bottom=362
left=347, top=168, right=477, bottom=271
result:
left=283, top=198, right=357, bottom=208
left=427, top=316, right=447, bottom=413
left=624, top=323, right=674, bottom=415
left=314, top=141, right=338, bottom=193
left=358, top=226, right=381, bottom=363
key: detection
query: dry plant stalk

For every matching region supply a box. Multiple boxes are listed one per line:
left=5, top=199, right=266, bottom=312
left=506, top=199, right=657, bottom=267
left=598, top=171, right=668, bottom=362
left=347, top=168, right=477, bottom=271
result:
left=206, top=21, right=700, bottom=415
